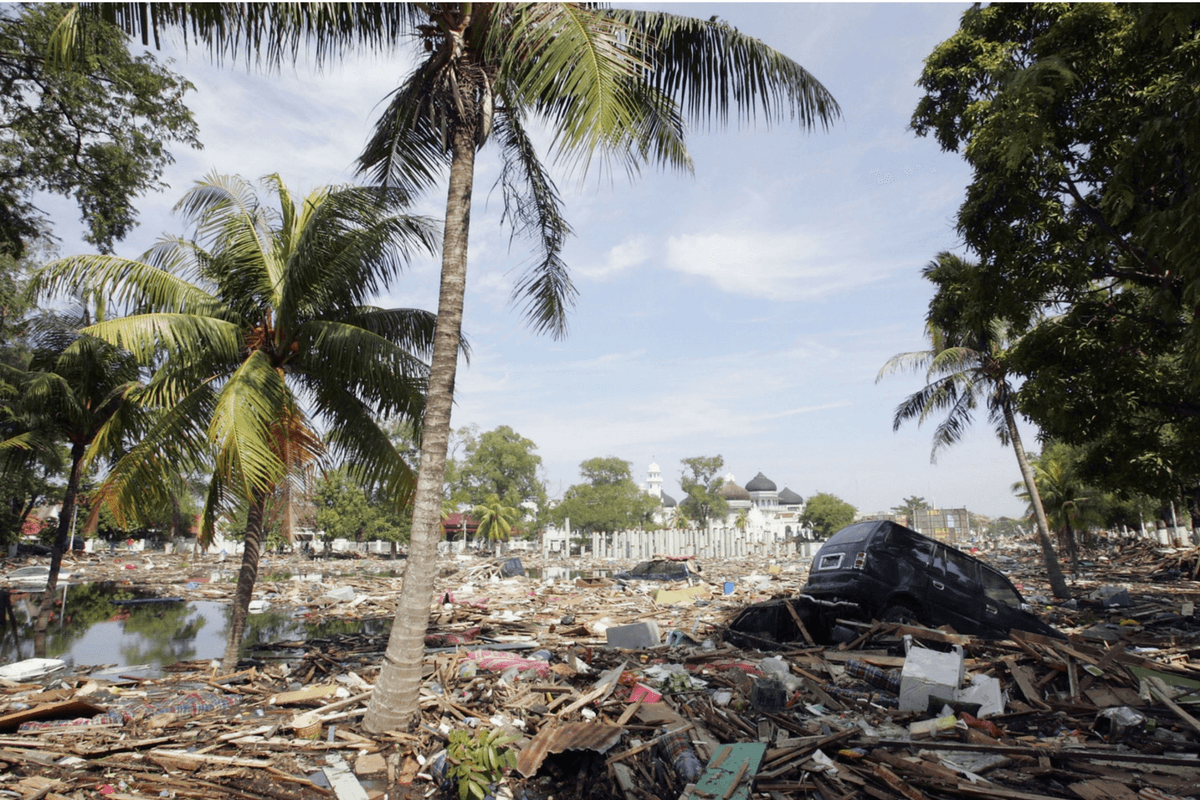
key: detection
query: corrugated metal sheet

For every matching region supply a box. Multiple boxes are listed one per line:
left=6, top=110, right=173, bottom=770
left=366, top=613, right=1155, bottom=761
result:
left=515, top=722, right=624, bottom=777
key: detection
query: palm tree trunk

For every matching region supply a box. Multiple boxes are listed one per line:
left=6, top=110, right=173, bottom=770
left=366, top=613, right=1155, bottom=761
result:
left=37, top=442, right=85, bottom=632
left=363, top=124, right=476, bottom=733
left=222, top=489, right=267, bottom=672
left=1004, top=404, right=1070, bottom=599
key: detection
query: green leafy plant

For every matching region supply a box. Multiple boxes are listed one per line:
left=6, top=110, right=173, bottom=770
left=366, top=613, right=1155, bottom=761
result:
left=445, top=728, right=518, bottom=800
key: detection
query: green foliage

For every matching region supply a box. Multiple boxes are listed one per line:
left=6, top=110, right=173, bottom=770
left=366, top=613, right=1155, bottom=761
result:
left=451, top=425, right=547, bottom=511
left=679, top=455, right=728, bottom=528
left=891, top=496, right=929, bottom=522
left=912, top=4, right=1200, bottom=501
left=315, top=465, right=412, bottom=544
left=0, top=4, right=200, bottom=258
left=802, top=492, right=856, bottom=539
left=445, top=728, right=518, bottom=800
left=471, top=494, right=522, bottom=546
left=552, top=456, right=658, bottom=533
left=34, top=173, right=439, bottom=543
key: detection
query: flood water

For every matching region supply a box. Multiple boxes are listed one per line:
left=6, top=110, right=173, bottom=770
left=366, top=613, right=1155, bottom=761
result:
left=0, top=581, right=391, bottom=675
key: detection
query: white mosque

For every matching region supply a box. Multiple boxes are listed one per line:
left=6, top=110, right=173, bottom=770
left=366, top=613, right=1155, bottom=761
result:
left=643, top=462, right=810, bottom=541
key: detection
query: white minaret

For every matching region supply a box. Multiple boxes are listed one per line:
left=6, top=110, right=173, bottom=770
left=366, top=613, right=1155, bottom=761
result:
left=647, top=460, right=662, bottom=499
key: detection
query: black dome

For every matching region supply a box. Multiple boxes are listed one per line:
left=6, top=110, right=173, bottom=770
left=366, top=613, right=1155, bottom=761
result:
left=745, top=471, right=777, bottom=492
left=778, top=487, right=803, bottom=504
left=660, top=491, right=677, bottom=508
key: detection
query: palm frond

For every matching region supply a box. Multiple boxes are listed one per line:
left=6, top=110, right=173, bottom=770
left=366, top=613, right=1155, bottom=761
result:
left=338, top=307, right=448, bottom=361
left=277, top=186, right=439, bottom=329
left=32, top=253, right=221, bottom=317
left=611, top=10, right=841, bottom=132
left=358, top=66, right=453, bottom=194
left=80, top=314, right=243, bottom=365
left=501, top=5, right=647, bottom=174
left=316, top=389, right=418, bottom=511
left=209, top=350, right=290, bottom=498
left=292, top=320, right=430, bottom=421
left=492, top=112, right=578, bottom=338
left=85, top=382, right=217, bottom=532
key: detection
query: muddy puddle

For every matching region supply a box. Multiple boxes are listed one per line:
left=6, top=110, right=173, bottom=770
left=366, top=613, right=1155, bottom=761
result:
left=0, top=581, right=390, bottom=675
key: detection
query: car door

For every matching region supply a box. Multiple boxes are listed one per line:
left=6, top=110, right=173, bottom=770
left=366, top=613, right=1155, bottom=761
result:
left=927, top=544, right=984, bottom=635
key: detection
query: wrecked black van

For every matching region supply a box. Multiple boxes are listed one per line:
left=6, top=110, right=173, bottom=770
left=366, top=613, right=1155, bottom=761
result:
left=727, top=520, right=1061, bottom=647
left=805, top=520, right=1061, bottom=640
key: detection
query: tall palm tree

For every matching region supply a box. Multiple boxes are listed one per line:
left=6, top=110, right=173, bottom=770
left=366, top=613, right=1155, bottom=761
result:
left=471, top=493, right=521, bottom=553
left=68, top=2, right=841, bottom=730
left=879, top=252, right=1070, bottom=599
left=33, top=173, right=443, bottom=671
left=0, top=310, right=143, bottom=630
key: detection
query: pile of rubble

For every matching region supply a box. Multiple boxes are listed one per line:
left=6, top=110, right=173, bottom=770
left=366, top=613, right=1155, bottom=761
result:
left=1, top=540, right=1198, bottom=800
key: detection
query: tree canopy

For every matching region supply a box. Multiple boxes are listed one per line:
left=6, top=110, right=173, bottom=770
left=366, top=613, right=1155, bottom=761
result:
left=552, top=456, right=658, bottom=533
left=801, top=492, right=856, bottom=539
left=450, top=425, right=546, bottom=512
left=0, top=4, right=199, bottom=257
left=912, top=4, right=1200, bottom=504
left=679, top=455, right=728, bottom=528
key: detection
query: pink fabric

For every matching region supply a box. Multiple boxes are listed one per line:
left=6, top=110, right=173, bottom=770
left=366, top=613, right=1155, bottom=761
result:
left=462, top=650, right=551, bottom=678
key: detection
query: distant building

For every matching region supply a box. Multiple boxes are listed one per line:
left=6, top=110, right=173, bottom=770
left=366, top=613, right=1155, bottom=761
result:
left=643, top=463, right=810, bottom=540
left=910, top=507, right=973, bottom=543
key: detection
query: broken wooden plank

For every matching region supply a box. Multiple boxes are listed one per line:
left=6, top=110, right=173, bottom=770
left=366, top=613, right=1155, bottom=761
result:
left=322, top=752, right=369, bottom=800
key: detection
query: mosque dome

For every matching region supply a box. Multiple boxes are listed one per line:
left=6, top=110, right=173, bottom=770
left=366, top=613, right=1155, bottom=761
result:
left=745, top=471, right=777, bottom=493
left=778, top=487, right=803, bottom=504
left=648, top=461, right=660, bottom=473
left=661, top=491, right=677, bottom=508
left=719, top=480, right=751, bottom=501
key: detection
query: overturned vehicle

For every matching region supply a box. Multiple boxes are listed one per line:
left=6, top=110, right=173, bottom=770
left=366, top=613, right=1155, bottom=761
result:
left=727, top=520, right=1062, bottom=647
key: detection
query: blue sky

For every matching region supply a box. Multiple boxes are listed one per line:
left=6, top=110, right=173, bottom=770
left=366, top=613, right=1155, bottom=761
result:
left=43, top=3, right=1040, bottom=519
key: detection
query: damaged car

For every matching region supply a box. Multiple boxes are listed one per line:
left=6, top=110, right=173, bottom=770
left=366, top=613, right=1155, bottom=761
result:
left=727, top=520, right=1062, bottom=647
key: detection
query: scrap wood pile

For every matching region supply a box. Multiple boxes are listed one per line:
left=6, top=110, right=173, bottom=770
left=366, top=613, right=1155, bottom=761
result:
left=0, top=552, right=1198, bottom=800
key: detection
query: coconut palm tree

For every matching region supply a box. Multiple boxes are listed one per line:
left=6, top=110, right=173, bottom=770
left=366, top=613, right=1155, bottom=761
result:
left=0, top=309, right=144, bottom=630
left=471, top=493, right=521, bottom=553
left=879, top=252, right=1070, bottom=599
left=65, top=2, right=841, bottom=730
left=33, top=173, right=442, bottom=671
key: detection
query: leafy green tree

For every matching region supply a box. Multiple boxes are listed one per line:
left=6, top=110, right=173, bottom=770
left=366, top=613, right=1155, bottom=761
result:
left=315, top=465, right=412, bottom=546
left=679, top=455, right=728, bottom=529
left=891, top=496, right=928, bottom=525
left=879, top=253, right=1070, bottom=599
left=1, top=247, right=67, bottom=545
left=89, top=2, right=839, bottom=730
left=452, top=425, right=546, bottom=511
left=801, top=492, right=856, bottom=539
left=912, top=4, right=1200, bottom=512
left=0, top=4, right=199, bottom=258
left=552, top=456, right=657, bottom=533
left=471, top=494, right=521, bottom=553
left=33, top=173, right=440, bottom=672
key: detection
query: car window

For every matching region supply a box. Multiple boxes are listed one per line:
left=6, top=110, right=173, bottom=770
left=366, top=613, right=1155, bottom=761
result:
left=933, top=546, right=976, bottom=588
left=981, top=567, right=1022, bottom=608
left=886, top=528, right=936, bottom=565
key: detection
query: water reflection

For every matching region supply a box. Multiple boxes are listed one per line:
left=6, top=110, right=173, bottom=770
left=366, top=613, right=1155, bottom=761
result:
left=0, top=583, right=391, bottom=673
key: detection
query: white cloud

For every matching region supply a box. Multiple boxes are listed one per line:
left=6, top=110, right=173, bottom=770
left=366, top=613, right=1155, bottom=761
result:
left=664, top=229, right=888, bottom=300
left=576, top=236, right=651, bottom=280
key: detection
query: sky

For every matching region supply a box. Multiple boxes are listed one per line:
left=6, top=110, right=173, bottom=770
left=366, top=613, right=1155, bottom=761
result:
left=40, top=2, right=1042, bottom=520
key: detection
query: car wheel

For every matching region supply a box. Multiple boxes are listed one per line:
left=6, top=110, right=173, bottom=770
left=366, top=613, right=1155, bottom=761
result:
left=882, top=604, right=919, bottom=625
